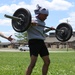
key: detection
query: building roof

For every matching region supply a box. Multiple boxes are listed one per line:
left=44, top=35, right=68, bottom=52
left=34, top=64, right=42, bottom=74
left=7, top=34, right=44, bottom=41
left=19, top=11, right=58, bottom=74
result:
left=0, top=42, right=11, bottom=45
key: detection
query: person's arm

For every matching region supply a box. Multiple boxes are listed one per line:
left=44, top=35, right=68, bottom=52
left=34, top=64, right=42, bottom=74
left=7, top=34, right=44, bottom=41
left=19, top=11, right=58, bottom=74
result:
left=0, top=32, right=13, bottom=41
left=44, top=27, right=55, bottom=33
left=31, top=19, right=55, bottom=33
left=0, top=32, right=8, bottom=39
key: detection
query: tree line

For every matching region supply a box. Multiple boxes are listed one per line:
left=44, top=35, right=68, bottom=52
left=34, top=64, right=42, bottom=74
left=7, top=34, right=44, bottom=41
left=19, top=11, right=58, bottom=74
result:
left=15, top=31, right=28, bottom=43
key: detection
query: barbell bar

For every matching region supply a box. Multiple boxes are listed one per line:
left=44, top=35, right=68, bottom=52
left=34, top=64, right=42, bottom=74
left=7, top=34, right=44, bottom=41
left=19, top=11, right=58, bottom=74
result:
left=4, top=8, right=73, bottom=42
left=4, top=14, right=64, bottom=32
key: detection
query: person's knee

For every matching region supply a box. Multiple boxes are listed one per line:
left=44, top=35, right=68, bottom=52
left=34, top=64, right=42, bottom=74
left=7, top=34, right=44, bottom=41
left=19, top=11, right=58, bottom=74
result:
left=29, top=63, right=36, bottom=69
left=47, top=59, right=50, bottom=65
left=44, top=59, right=50, bottom=66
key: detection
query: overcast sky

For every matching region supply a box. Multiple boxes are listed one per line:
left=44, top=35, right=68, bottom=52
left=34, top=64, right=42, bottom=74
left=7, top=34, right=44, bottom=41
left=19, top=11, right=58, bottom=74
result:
left=0, top=0, right=75, bottom=42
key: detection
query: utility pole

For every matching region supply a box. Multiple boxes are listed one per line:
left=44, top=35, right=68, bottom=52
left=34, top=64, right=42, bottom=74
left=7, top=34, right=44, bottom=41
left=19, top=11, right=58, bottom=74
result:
left=66, top=19, right=70, bottom=51
left=66, top=19, right=70, bottom=23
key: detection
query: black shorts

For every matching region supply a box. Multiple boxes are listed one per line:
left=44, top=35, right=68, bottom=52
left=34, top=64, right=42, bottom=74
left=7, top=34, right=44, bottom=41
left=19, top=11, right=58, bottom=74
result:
left=28, top=39, right=49, bottom=57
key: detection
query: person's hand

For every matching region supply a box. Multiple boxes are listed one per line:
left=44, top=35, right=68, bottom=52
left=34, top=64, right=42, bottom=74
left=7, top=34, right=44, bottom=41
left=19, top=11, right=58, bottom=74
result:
left=7, top=35, right=17, bottom=43
left=50, top=27, right=55, bottom=30
left=31, top=22, right=37, bottom=26
left=7, top=35, right=13, bottom=41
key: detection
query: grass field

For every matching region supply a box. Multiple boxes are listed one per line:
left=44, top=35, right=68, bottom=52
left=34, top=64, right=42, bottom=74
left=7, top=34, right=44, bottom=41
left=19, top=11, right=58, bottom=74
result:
left=0, top=51, right=75, bottom=75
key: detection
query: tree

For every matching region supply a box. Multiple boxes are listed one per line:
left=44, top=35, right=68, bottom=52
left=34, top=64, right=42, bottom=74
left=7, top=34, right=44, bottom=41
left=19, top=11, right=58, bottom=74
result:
left=15, top=31, right=28, bottom=43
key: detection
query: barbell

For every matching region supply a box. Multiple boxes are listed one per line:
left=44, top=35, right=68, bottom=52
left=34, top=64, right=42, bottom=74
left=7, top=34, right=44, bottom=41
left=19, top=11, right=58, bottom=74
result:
left=4, top=8, right=73, bottom=42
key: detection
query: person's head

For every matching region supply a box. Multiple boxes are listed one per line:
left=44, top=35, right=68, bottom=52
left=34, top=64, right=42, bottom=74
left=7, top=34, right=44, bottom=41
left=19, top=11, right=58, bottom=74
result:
left=34, top=5, right=49, bottom=21
left=37, top=8, right=49, bottom=21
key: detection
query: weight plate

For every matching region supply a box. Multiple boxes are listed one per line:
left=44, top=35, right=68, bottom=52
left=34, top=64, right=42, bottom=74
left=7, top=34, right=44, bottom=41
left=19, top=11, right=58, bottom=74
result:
left=12, top=8, right=31, bottom=32
left=55, top=23, right=73, bottom=42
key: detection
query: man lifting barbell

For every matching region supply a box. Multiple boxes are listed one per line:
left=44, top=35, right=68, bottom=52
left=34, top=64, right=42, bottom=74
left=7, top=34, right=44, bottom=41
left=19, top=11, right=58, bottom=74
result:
left=26, top=5, right=55, bottom=75
left=4, top=4, right=73, bottom=75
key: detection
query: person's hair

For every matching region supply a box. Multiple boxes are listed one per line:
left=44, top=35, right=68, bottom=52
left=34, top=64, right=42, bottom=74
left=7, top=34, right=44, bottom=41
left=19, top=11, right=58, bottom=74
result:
left=34, top=4, right=49, bottom=15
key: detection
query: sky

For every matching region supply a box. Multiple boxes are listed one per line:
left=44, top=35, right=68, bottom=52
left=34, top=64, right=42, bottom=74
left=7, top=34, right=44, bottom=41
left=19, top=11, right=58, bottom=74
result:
left=0, top=0, right=75, bottom=42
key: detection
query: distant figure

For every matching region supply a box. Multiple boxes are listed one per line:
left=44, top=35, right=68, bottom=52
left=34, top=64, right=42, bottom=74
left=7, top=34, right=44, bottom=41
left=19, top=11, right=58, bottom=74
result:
left=0, top=32, right=13, bottom=42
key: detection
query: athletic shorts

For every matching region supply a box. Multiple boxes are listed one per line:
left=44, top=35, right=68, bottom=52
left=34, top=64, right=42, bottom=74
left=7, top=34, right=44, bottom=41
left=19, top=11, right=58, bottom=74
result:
left=28, top=39, right=49, bottom=57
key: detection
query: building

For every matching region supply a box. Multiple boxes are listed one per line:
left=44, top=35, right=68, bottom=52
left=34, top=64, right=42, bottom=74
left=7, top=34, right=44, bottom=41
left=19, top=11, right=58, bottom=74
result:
left=44, top=32, right=75, bottom=49
left=0, top=32, right=75, bottom=49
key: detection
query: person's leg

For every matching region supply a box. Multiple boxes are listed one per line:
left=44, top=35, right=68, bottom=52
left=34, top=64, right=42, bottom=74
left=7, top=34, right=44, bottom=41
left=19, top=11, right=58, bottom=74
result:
left=39, top=41, right=50, bottom=75
left=41, top=55, right=50, bottom=75
left=25, top=55, right=37, bottom=75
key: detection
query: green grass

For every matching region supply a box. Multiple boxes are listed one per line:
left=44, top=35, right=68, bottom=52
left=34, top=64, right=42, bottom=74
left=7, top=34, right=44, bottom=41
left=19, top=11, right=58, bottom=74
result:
left=0, top=51, right=75, bottom=75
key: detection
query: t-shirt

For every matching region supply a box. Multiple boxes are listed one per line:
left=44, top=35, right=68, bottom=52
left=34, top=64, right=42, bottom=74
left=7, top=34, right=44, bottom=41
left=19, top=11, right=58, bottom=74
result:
left=27, top=17, right=46, bottom=40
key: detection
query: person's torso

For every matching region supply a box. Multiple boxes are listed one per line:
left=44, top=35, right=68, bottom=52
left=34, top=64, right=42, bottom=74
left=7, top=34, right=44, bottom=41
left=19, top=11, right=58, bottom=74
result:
left=27, top=17, right=46, bottom=40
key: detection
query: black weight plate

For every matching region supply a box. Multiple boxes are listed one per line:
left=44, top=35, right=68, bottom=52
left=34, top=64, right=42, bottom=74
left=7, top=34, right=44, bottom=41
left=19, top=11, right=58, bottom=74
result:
left=12, top=8, right=31, bottom=32
left=55, top=23, right=73, bottom=42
